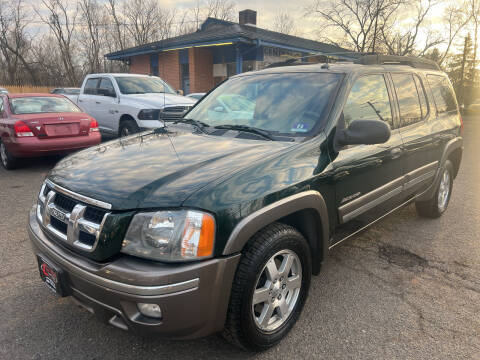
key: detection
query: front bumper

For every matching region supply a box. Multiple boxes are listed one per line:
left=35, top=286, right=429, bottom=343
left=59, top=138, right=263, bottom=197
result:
left=28, top=207, right=240, bottom=339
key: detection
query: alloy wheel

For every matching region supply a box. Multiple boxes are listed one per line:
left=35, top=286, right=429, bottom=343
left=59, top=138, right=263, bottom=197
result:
left=251, top=249, right=302, bottom=332
left=437, top=168, right=451, bottom=212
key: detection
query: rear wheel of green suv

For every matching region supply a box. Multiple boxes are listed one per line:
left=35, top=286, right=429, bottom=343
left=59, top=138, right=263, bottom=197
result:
left=415, top=160, right=454, bottom=218
left=223, top=223, right=311, bottom=351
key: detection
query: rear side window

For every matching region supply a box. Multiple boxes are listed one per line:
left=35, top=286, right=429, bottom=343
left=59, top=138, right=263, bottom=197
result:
left=414, top=76, right=429, bottom=118
left=427, top=75, right=458, bottom=114
left=84, top=78, right=99, bottom=95
left=391, top=73, right=423, bottom=126
left=98, top=78, right=116, bottom=96
left=343, top=74, right=393, bottom=128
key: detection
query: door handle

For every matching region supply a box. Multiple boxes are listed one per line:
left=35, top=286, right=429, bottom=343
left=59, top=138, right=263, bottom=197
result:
left=78, top=99, right=83, bottom=102
left=95, top=101, right=101, bottom=104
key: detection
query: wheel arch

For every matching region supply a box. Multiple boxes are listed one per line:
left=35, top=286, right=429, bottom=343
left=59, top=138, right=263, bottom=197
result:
left=417, top=136, right=463, bottom=202
left=118, top=114, right=137, bottom=136
left=222, top=191, right=329, bottom=275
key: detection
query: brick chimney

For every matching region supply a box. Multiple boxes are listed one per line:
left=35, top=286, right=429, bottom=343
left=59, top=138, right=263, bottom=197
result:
left=239, top=9, right=257, bottom=26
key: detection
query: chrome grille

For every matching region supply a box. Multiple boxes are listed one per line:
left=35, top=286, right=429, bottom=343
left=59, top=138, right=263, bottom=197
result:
left=161, top=106, right=191, bottom=122
left=163, top=106, right=190, bottom=112
left=37, top=180, right=110, bottom=252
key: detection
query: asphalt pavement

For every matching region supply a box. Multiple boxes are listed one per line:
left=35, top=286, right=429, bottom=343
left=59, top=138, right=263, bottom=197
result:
left=1, top=117, right=479, bottom=359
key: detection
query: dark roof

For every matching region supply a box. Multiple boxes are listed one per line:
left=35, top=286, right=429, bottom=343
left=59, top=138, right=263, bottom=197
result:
left=105, top=18, right=348, bottom=60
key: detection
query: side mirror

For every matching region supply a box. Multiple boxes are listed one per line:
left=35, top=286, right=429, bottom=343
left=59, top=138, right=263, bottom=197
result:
left=336, top=119, right=391, bottom=147
left=176, top=89, right=184, bottom=96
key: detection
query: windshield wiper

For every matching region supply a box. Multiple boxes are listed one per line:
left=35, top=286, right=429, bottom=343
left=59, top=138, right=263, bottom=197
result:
left=170, top=118, right=209, bottom=133
left=214, top=124, right=274, bottom=140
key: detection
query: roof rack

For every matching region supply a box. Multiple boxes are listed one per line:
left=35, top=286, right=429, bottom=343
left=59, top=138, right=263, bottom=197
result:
left=264, top=52, right=440, bottom=71
left=353, top=54, right=440, bottom=70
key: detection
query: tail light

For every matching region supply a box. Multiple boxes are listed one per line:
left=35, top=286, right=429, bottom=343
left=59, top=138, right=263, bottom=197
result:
left=14, top=121, right=34, bottom=137
left=460, top=114, right=464, bottom=134
left=89, top=119, right=99, bottom=132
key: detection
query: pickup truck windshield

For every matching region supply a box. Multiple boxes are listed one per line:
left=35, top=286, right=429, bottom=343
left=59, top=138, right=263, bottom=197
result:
left=10, top=97, right=82, bottom=114
left=185, top=72, right=341, bottom=136
left=114, top=76, right=175, bottom=95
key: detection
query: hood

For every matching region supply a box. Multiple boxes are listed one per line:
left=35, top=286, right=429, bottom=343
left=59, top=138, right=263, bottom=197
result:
left=48, top=130, right=292, bottom=210
left=121, top=93, right=196, bottom=108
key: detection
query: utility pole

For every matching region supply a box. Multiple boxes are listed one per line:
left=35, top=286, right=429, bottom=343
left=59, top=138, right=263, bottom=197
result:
left=460, top=36, right=469, bottom=106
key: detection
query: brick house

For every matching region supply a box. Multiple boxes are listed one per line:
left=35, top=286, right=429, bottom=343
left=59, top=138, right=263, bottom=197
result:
left=105, top=10, right=347, bottom=94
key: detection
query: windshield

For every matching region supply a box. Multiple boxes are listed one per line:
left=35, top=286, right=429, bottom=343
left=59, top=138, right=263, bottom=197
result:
left=115, top=76, right=175, bottom=95
left=10, top=97, right=82, bottom=114
left=186, top=73, right=341, bottom=136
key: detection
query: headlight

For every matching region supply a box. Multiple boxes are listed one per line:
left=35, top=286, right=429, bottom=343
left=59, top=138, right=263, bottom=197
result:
left=122, top=210, right=215, bottom=262
left=138, top=109, right=161, bottom=120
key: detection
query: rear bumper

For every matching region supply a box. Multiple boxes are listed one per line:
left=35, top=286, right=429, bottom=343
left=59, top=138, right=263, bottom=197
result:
left=28, top=207, right=240, bottom=338
left=8, top=133, right=101, bottom=157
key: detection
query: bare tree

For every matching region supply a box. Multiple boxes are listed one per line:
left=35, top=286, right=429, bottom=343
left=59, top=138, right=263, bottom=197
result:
left=310, top=0, right=404, bottom=53
left=37, top=0, right=79, bottom=85
left=380, top=0, right=441, bottom=56
left=0, top=0, right=38, bottom=84
left=272, top=12, right=297, bottom=35
left=204, top=0, right=236, bottom=21
left=79, top=0, right=104, bottom=73
left=437, top=1, right=471, bottom=66
left=123, top=0, right=175, bottom=46
left=106, top=0, right=126, bottom=51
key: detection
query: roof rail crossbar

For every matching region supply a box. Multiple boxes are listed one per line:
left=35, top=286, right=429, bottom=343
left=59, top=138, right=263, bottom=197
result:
left=353, top=54, right=440, bottom=71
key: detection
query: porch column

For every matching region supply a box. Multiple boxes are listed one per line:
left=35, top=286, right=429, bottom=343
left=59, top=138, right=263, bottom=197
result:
left=236, top=45, right=243, bottom=74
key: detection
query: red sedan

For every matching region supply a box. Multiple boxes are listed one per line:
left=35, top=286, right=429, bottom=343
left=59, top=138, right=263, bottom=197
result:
left=0, top=93, right=101, bottom=170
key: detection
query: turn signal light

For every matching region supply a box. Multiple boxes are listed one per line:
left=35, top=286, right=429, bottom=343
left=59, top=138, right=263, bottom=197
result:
left=89, top=119, right=99, bottom=132
left=14, top=121, right=34, bottom=137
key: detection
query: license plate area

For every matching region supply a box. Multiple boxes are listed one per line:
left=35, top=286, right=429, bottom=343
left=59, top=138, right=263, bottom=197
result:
left=37, top=255, right=70, bottom=297
left=45, top=123, right=79, bottom=137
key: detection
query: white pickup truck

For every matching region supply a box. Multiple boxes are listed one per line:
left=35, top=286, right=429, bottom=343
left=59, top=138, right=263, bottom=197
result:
left=73, top=73, right=196, bottom=137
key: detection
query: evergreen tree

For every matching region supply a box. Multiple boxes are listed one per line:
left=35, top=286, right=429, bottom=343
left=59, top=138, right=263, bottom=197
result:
left=447, top=34, right=474, bottom=106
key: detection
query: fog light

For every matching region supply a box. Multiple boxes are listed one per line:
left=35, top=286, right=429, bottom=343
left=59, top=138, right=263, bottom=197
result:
left=137, top=303, right=162, bottom=319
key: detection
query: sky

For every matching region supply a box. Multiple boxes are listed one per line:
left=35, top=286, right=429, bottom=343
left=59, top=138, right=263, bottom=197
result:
left=29, top=0, right=473, bottom=55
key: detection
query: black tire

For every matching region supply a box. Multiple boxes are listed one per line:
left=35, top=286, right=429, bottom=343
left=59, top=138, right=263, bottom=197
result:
left=415, top=160, right=454, bottom=218
left=223, top=223, right=312, bottom=351
left=119, top=119, right=139, bottom=137
left=0, top=139, right=18, bottom=170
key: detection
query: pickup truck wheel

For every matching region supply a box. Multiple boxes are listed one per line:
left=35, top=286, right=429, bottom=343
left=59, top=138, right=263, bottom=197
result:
left=223, top=223, right=311, bottom=351
left=119, top=119, right=139, bottom=137
left=0, top=140, right=18, bottom=170
left=415, top=160, right=453, bottom=218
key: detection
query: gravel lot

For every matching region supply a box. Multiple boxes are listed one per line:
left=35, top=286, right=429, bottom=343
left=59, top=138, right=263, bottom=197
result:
left=1, top=117, right=479, bottom=360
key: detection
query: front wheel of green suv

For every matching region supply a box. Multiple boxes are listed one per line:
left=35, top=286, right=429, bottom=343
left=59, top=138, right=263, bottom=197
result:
left=223, top=223, right=312, bottom=351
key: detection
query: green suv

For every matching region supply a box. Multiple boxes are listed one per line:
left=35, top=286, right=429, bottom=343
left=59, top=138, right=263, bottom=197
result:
left=28, top=55, right=463, bottom=351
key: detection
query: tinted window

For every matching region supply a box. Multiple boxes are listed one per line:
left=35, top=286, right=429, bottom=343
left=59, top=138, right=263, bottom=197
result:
left=427, top=75, right=458, bottom=114
left=186, top=73, right=341, bottom=136
left=98, top=78, right=115, bottom=96
left=84, top=78, right=99, bottom=95
left=343, top=74, right=393, bottom=128
left=414, top=76, right=428, bottom=118
left=391, top=73, right=422, bottom=126
left=10, top=97, right=82, bottom=114
left=115, top=76, right=175, bottom=95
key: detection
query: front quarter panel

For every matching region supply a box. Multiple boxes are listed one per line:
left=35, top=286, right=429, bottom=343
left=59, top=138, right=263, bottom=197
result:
left=183, top=134, right=336, bottom=257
